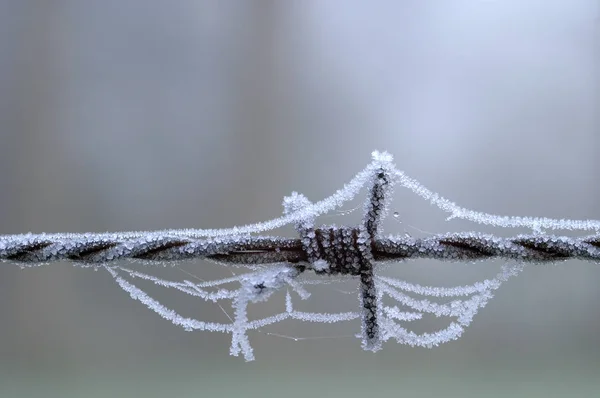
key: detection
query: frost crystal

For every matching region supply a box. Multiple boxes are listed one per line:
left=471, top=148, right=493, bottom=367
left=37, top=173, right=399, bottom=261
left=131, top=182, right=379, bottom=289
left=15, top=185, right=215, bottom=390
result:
left=312, top=259, right=330, bottom=272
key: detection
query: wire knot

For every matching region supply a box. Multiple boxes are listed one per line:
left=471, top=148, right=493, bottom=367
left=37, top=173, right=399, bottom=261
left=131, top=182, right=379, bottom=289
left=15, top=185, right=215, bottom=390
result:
left=305, top=227, right=372, bottom=276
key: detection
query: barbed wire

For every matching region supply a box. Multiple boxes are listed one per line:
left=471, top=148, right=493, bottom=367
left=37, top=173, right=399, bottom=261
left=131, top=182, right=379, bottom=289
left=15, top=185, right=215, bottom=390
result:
left=1, top=229, right=599, bottom=268
left=3, top=150, right=600, bottom=360
left=2, top=150, right=599, bottom=271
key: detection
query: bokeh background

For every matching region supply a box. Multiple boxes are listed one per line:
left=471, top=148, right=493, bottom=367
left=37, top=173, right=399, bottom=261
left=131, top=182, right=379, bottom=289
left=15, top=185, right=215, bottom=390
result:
left=1, top=1, right=599, bottom=397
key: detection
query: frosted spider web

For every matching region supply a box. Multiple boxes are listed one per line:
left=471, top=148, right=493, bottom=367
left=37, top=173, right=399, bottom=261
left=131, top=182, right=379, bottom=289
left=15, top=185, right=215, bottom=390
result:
left=98, top=151, right=598, bottom=361
left=104, top=259, right=524, bottom=361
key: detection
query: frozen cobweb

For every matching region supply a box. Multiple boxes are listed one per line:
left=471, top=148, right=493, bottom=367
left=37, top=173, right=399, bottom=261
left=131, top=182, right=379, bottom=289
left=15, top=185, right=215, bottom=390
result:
left=104, top=258, right=526, bottom=361
left=96, top=151, right=598, bottom=361
left=104, top=264, right=360, bottom=361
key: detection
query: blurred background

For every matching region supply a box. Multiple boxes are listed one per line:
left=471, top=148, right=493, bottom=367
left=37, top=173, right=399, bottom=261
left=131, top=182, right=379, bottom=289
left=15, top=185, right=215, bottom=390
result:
left=0, top=1, right=599, bottom=397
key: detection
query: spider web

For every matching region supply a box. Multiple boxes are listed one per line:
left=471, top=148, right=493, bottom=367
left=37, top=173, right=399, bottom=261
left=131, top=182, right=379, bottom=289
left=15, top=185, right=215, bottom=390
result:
left=103, top=257, right=525, bottom=361
left=104, top=264, right=361, bottom=361
left=98, top=151, right=588, bottom=361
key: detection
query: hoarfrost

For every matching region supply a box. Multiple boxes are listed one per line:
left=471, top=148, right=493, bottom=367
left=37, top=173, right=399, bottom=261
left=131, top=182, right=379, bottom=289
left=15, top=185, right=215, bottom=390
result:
left=21, top=150, right=594, bottom=361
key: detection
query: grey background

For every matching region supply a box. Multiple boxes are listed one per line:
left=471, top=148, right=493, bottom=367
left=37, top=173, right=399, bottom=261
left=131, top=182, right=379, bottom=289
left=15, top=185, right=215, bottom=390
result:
left=1, top=1, right=599, bottom=397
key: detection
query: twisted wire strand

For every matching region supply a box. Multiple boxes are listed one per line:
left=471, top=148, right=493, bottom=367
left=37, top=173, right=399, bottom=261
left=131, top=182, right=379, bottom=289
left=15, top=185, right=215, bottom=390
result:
left=2, top=230, right=599, bottom=268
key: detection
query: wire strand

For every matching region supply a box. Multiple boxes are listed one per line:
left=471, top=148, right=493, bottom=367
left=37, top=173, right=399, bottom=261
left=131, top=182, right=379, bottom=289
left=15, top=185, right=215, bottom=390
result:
left=2, top=230, right=599, bottom=267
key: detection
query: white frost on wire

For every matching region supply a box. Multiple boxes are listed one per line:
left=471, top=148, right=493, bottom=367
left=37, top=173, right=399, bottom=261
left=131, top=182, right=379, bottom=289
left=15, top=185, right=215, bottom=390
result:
left=7, top=150, right=599, bottom=361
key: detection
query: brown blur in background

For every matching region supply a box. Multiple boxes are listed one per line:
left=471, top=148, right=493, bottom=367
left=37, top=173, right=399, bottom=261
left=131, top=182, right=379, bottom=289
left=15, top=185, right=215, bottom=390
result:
left=0, top=1, right=599, bottom=397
